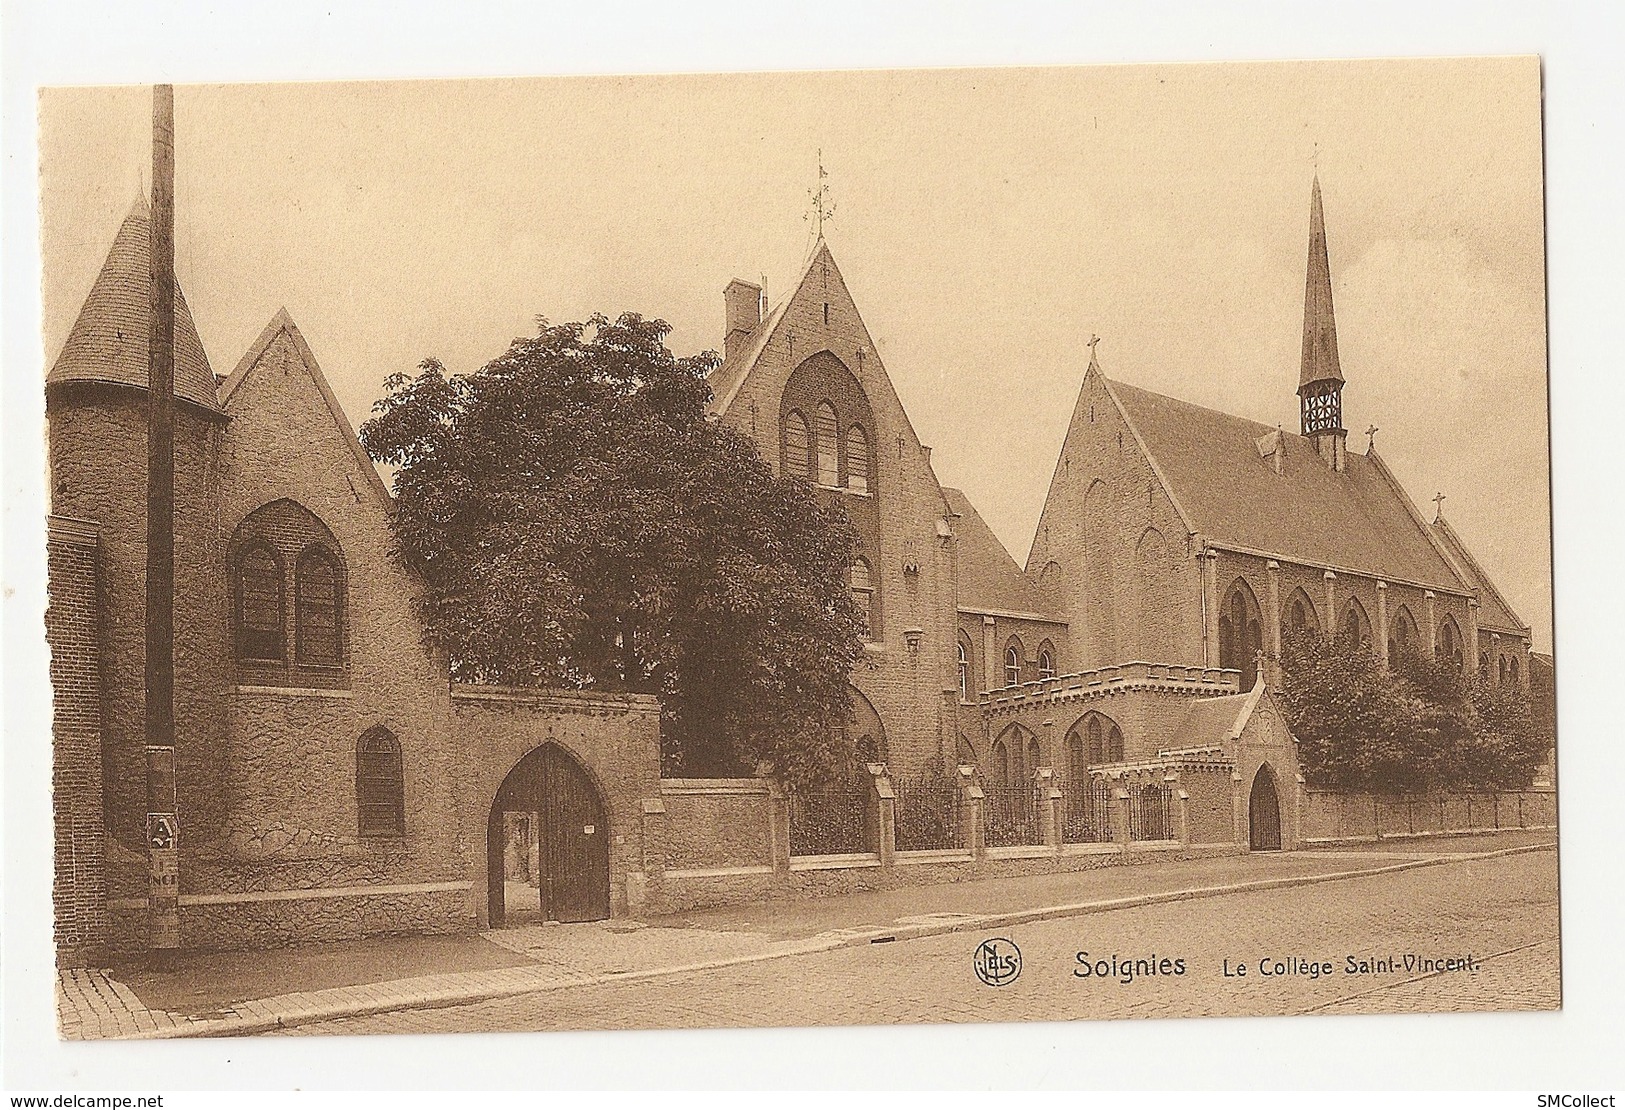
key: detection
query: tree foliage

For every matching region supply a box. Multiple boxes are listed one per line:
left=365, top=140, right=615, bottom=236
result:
left=1277, top=630, right=1543, bottom=793
left=359, top=312, right=868, bottom=787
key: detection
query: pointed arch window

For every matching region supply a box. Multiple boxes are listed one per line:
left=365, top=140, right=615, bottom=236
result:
left=1438, top=617, right=1464, bottom=672
left=1037, top=641, right=1056, bottom=681
left=295, top=546, right=344, bottom=665
left=783, top=409, right=811, bottom=480
left=1391, top=606, right=1418, bottom=662
left=956, top=639, right=970, bottom=701
left=1074, top=711, right=1123, bottom=766
left=815, top=402, right=840, bottom=486
left=990, top=738, right=1012, bottom=786
left=1340, top=598, right=1370, bottom=652
left=356, top=728, right=405, bottom=837
left=1004, top=639, right=1024, bottom=687
left=845, top=424, right=869, bottom=493
left=1509, top=656, right=1520, bottom=686
left=234, top=542, right=284, bottom=661
left=1219, top=579, right=1264, bottom=689
left=850, top=558, right=874, bottom=641
left=1026, top=737, right=1042, bottom=778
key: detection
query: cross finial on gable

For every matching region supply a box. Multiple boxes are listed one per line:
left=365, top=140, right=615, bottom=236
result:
left=805, top=148, right=836, bottom=240
left=1086, top=334, right=1102, bottom=371
left=1365, top=424, right=1379, bottom=451
left=1432, top=491, right=1446, bottom=520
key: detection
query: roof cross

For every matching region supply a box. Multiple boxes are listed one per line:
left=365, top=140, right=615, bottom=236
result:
left=1087, top=334, right=1102, bottom=369
left=1432, top=491, right=1446, bottom=519
left=1365, top=424, right=1379, bottom=451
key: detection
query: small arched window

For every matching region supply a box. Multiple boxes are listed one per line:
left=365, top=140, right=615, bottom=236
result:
left=295, top=546, right=344, bottom=665
left=1509, top=656, right=1520, bottom=686
left=356, top=728, right=405, bottom=837
left=1066, top=732, right=1087, bottom=780
left=815, top=402, right=839, bottom=486
left=1480, top=650, right=1490, bottom=677
left=784, top=410, right=811, bottom=480
left=1106, top=723, right=1124, bottom=762
left=956, top=640, right=969, bottom=701
left=1438, top=618, right=1464, bottom=672
left=845, top=424, right=869, bottom=493
left=1026, top=737, right=1042, bottom=777
left=990, top=738, right=1012, bottom=786
left=235, top=542, right=284, bottom=661
left=1499, top=656, right=1509, bottom=685
left=850, top=558, right=874, bottom=640
left=1037, top=641, right=1056, bottom=681
left=1004, top=643, right=1022, bottom=687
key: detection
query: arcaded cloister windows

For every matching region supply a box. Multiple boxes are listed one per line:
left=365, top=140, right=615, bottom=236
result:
left=1037, top=641, right=1056, bottom=681
left=356, top=727, right=405, bottom=837
left=1067, top=710, right=1124, bottom=766
left=1004, top=638, right=1024, bottom=687
left=229, top=499, right=349, bottom=687
left=779, top=352, right=878, bottom=495
left=850, top=559, right=874, bottom=640
left=1219, top=578, right=1263, bottom=690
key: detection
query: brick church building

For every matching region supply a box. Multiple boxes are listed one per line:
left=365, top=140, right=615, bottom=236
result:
left=45, top=176, right=1539, bottom=959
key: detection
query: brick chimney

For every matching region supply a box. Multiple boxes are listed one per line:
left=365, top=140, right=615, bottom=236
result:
left=724, top=278, right=762, bottom=362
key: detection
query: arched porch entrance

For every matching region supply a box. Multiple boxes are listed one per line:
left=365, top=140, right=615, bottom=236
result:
left=1248, top=764, right=1282, bottom=851
left=487, top=743, right=610, bottom=927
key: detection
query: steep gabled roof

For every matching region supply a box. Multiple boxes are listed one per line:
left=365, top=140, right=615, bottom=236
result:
left=1103, top=377, right=1466, bottom=592
left=221, top=309, right=392, bottom=506
left=944, top=488, right=1058, bottom=618
left=47, top=197, right=223, bottom=415
left=1430, top=514, right=1529, bottom=635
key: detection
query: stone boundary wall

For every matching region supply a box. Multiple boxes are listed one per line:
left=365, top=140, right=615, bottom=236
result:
left=649, top=767, right=1243, bottom=915
left=1302, top=789, right=1556, bottom=843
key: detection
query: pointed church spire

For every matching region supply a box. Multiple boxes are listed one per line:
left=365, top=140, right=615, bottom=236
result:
left=1299, top=176, right=1344, bottom=392
left=1297, top=176, right=1347, bottom=471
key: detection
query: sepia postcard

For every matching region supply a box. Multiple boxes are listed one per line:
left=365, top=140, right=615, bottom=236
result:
left=38, top=57, right=1557, bottom=1043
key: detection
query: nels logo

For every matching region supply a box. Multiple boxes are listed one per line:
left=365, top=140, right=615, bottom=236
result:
left=973, top=937, right=1022, bottom=987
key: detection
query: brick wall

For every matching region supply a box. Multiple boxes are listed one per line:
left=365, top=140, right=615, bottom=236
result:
left=715, top=246, right=959, bottom=779
left=47, top=516, right=109, bottom=963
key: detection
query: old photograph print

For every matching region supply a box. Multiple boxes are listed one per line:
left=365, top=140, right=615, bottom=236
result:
left=41, top=57, right=1557, bottom=1040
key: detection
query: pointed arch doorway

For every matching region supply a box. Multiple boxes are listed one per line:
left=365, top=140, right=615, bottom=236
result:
left=1248, top=764, right=1282, bottom=852
left=487, top=743, right=610, bottom=927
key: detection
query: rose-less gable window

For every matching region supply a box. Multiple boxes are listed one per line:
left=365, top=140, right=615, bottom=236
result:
left=228, top=498, right=349, bottom=688
left=234, top=541, right=285, bottom=661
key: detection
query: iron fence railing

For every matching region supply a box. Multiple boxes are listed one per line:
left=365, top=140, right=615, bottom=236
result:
left=1128, top=783, right=1174, bottom=842
left=983, top=784, right=1044, bottom=848
left=1057, top=777, right=1115, bottom=844
left=892, top=773, right=963, bottom=851
left=788, top=788, right=872, bottom=856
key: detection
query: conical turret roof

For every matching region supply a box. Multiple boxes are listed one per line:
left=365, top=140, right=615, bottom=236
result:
left=1298, top=176, right=1344, bottom=394
left=47, top=197, right=223, bottom=414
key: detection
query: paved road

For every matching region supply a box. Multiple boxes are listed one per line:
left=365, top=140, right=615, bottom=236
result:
left=279, top=846, right=1558, bottom=1036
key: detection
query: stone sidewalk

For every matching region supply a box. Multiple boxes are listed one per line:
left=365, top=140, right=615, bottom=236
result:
left=58, top=834, right=1556, bottom=1040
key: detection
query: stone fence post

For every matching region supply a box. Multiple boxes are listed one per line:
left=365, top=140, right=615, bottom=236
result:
left=1114, top=784, right=1132, bottom=854
left=764, top=773, right=791, bottom=875
left=869, top=763, right=896, bottom=868
left=1034, top=767, right=1059, bottom=851
left=959, top=764, right=986, bottom=860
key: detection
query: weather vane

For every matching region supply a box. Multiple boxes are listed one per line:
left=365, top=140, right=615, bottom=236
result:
left=806, top=149, right=836, bottom=239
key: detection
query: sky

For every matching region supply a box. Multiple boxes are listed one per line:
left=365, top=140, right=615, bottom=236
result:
left=37, top=58, right=1553, bottom=650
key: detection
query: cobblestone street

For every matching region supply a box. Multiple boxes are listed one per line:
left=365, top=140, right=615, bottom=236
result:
left=276, top=845, right=1559, bottom=1036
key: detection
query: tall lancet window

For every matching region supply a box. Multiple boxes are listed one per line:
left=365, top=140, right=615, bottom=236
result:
left=783, top=410, right=811, bottom=480
left=815, top=402, right=840, bottom=486
left=845, top=424, right=869, bottom=492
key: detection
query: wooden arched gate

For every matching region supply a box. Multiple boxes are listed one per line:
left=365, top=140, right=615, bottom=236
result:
left=1248, top=764, right=1282, bottom=852
left=487, top=743, right=610, bottom=926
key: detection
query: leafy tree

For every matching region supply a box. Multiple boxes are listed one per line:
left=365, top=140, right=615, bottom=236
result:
left=1278, top=630, right=1543, bottom=793
left=359, top=313, right=868, bottom=786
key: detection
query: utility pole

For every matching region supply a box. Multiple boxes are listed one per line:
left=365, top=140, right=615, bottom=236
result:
left=145, top=83, right=181, bottom=958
